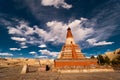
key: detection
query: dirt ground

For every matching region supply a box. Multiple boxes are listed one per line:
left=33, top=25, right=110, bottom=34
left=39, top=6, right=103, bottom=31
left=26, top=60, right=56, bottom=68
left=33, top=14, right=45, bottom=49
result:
left=0, top=66, right=120, bottom=80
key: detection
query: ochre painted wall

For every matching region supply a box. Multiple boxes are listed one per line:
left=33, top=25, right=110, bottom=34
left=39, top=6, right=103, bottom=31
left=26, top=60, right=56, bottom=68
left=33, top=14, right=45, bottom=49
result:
left=54, top=60, right=97, bottom=67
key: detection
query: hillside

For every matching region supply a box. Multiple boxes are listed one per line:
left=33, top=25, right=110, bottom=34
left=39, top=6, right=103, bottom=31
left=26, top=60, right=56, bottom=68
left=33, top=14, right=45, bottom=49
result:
left=105, top=48, right=120, bottom=61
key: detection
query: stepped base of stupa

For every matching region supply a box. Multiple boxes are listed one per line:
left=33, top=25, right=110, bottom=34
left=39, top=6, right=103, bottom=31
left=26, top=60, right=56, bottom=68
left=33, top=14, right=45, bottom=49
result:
left=54, top=59, right=97, bottom=68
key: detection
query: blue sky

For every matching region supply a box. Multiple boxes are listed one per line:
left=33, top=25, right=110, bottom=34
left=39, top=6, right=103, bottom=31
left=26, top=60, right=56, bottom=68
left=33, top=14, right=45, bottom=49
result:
left=0, top=0, right=120, bottom=58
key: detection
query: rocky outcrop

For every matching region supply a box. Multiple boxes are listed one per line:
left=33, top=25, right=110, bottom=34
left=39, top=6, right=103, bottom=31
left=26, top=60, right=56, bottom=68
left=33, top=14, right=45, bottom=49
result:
left=20, top=64, right=28, bottom=74
left=105, top=48, right=120, bottom=61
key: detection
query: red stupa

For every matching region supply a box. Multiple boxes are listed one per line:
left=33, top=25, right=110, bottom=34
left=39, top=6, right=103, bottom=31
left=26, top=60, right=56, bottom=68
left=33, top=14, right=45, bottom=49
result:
left=54, top=27, right=97, bottom=68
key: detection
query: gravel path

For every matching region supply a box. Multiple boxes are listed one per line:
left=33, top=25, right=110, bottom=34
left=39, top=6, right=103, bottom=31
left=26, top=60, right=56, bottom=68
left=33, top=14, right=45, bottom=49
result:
left=0, top=66, right=120, bottom=80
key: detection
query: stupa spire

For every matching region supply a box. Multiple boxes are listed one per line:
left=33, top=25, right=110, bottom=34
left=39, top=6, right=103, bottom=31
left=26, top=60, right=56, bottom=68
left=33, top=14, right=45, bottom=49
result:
left=65, top=27, right=75, bottom=44
left=66, top=27, right=73, bottom=38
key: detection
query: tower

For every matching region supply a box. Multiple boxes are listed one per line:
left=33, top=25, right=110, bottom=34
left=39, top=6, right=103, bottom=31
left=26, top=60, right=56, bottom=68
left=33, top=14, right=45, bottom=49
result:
left=54, top=27, right=97, bottom=68
left=57, top=27, right=85, bottom=59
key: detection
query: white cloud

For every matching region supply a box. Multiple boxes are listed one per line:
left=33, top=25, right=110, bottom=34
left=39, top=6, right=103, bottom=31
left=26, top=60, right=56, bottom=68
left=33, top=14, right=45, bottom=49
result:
left=29, top=51, right=37, bottom=55
left=11, top=37, right=26, bottom=42
left=7, top=27, right=23, bottom=35
left=21, top=46, right=28, bottom=48
left=8, top=21, right=35, bottom=36
left=93, top=41, right=114, bottom=46
left=87, top=38, right=114, bottom=46
left=38, top=44, right=47, bottom=48
left=8, top=22, right=44, bottom=45
left=39, top=49, right=59, bottom=57
left=34, top=26, right=50, bottom=41
left=7, top=17, right=115, bottom=48
left=20, top=42, right=26, bottom=46
left=45, top=21, right=67, bottom=43
left=0, top=53, right=13, bottom=57
left=19, top=42, right=28, bottom=49
left=87, top=38, right=97, bottom=45
left=45, top=18, right=94, bottom=43
left=41, top=0, right=72, bottom=9
left=68, top=21, right=94, bottom=42
left=39, top=49, right=50, bottom=55
left=9, top=48, right=21, bottom=51
left=7, top=18, right=94, bottom=46
left=34, top=55, right=48, bottom=59
left=6, top=0, right=119, bottom=50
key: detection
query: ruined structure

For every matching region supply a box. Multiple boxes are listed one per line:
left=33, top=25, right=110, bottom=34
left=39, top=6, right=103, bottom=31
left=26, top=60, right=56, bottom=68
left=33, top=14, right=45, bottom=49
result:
left=54, top=27, right=97, bottom=68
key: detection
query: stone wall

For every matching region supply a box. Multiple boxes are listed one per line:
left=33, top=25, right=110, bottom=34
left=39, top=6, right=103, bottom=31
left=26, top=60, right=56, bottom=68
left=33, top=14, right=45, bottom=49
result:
left=54, top=59, right=97, bottom=67
left=58, top=68, right=114, bottom=73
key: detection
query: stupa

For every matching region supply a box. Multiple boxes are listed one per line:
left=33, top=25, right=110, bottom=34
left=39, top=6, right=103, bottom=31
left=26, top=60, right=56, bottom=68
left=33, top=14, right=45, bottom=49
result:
left=54, top=27, right=97, bottom=68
